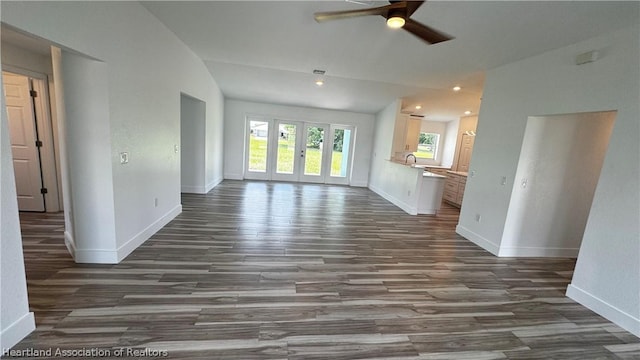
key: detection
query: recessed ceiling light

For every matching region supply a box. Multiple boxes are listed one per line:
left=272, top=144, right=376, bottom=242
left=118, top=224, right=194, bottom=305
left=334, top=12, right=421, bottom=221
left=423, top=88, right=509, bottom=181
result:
left=464, top=110, right=472, bottom=115
left=415, top=105, right=422, bottom=110
left=453, top=86, right=461, bottom=92
left=315, top=79, right=324, bottom=87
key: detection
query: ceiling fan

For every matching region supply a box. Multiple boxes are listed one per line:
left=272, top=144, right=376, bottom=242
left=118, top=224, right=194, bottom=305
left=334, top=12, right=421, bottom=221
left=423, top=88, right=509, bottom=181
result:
left=314, top=0, right=453, bottom=45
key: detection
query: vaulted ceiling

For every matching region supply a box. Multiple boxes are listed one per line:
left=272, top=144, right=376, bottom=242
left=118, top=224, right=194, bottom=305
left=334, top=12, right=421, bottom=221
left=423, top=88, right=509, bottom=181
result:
left=5, top=2, right=636, bottom=121
left=141, top=1, right=637, bottom=121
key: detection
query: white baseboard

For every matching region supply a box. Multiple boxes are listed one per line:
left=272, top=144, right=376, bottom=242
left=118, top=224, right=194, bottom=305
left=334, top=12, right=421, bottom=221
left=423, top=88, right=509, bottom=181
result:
left=349, top=180, right=368, bottom=187
left=116, top=204, right=182, bottom=262
left=74, top=248, right=118, bottom=264
left=64, top=230, right=76, bottom=260
left=224, top=173, right=243, bottom=180
left=368, top=184, right=417, bottom=215
left=72, top=204, right=182, bottom=264
left=181, top=185, right=207, bottom=194
left=0, top=312, right=35, bottom=350
left=456, top=225, right=500, bottom=255
left=567, top=284, right=640, bottom=337
left=498, top=246, right=579, bottom=258
left=205, top=177, right=223, bottom=193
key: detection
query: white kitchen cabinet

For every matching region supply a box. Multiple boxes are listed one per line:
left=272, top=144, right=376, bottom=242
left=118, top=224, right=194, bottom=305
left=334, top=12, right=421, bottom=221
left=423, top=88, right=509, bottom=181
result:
left=443, top=171, right=468, bottom=207
left=392, top=115, right=422, bottom=156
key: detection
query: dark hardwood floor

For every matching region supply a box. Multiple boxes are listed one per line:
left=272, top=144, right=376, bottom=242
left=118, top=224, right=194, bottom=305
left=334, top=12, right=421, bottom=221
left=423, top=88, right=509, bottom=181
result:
left=9, top=180, right=640, bottom=359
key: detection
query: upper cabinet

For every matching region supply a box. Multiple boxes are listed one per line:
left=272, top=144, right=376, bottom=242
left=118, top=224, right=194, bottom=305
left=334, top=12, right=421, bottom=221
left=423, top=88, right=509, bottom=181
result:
left=451, top=115, right=478, bottom=172
left=391, top=114, right=422, bottom=157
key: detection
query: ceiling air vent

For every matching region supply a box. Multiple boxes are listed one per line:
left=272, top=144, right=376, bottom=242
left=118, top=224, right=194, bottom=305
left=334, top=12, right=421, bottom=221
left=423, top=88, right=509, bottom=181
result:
left=313, top=69, right=326, bottom=75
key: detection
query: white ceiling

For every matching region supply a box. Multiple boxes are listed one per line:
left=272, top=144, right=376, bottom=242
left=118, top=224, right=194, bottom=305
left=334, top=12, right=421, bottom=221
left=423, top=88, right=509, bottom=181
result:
left=141, top=1, right=638, bottom=120
left=4, top=2, right=638, bottom=121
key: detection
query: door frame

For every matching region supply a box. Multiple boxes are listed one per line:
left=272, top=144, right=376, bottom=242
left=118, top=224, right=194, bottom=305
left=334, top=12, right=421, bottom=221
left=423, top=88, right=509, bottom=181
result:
left=244, top=115, right=273, bottom=180
left=299, top=122, right=331, bottom=184
left=270, top=119, right=304, bottom=182
left=2, top=67, right=61, bottom=212
left=325, top=124, right=355, bottom=186
left=243, top=115, right=356, bottom=185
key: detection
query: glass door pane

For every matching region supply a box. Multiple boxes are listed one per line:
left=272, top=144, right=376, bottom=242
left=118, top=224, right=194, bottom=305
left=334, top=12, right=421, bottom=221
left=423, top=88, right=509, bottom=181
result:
left=246, top=119, right=270, bottom=178
left=303, top=125, right=325, bottom=176
left=330, top=128, right=352, bottom=177
left=276, top=123, right=297, bottom=174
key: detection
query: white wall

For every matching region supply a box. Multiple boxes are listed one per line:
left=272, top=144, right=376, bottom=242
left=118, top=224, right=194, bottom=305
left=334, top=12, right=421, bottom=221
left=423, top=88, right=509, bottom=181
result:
left=500, top=112, right=616, bottom=257
left=1, top=43, right=52, bottom=75
left=59, top=50, right=117, bottom=263
left=224, top=99, right=374, bottom=186
left=180, top=94, right=206, bottom=193
left=441, top=119, right=459, bottom=168
left=457, top=23, right=639, bottom=336
left=0, top=73, right=35, bottom=351
left=1, top=1, right=225, bottom=263
left=1, top=1, right=225, bottom=345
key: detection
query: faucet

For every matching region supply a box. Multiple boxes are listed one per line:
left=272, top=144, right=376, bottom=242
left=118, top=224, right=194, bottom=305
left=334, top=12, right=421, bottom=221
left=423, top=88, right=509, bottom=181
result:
left=405, top=153, right=416, bottom=164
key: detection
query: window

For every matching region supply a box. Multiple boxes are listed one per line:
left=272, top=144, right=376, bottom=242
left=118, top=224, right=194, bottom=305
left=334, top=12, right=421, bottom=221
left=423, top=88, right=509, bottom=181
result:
left=414, top=132, right=439, bottom=159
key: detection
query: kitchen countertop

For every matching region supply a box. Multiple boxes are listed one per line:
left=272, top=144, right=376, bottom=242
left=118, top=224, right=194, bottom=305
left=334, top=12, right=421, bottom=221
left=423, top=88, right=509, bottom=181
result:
left=423, top=171, right=446, bottom=179
left=446, top=170, right=469, bottom=177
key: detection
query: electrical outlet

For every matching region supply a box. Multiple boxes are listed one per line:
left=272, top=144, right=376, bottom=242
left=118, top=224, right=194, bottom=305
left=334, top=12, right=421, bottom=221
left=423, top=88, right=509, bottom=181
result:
left=470, top=170, right=476, bottom=177
left=407, top=190, right=411, bottom=196
left=174, top=144, right=179, bottom=153
left=154, top=198, right=158, bottom=207
left=119, top=152, right=129, bottom=164
left=475, top=214, right=482, bottom=222
left=501, top=176, right=507, bottom=185
left=521, top=178, right=528, bottom=188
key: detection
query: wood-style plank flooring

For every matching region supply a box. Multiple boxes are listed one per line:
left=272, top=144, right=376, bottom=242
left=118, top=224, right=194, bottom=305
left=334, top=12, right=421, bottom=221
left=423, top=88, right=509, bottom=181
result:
left=10, top=180, right=640, bottom=359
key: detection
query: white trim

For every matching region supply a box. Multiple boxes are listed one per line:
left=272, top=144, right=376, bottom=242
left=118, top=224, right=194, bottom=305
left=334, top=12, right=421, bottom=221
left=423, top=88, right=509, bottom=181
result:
left=72, top=204, right=182, bottom=264
left=224, top=173, right=244, bottom=180
left=181, top=185, right=207, bottom=194
left=74, top=248, right=118, bottom=264
left=116, top=204, right=182, bottom=262
left=368, top=184, right=417, bottom=215
left=0, top=312, right=35, bottom=351
left=498, top=246, right=579, bottom=258
left=456, top=225, right=500, bottom=255
left=349, top=180, right=368, bottom=187
left=64, top=230, right=76, bottom=259
left=566, top=284, right=640, bottom=337
left=205, top=177, right=223, bottom=193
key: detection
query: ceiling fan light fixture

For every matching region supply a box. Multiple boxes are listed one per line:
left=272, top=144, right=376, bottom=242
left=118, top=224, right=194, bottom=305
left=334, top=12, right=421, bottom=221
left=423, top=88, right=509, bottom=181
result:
left=386, top=16, right=405, bottom=29
left=315, top=79, right=324, bottom=87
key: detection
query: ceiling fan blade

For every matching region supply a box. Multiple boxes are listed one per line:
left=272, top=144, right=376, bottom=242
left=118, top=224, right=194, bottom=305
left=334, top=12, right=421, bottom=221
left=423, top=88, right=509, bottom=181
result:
left=405, top=0, right=425, bottom=17
left=314, top=3, right=403, bottom=22
left=403, top=18, right=453, bottom=44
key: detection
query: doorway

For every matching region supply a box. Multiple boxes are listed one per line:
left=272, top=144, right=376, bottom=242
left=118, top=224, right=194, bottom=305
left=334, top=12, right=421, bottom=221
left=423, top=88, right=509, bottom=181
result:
left=244, top=116, right=355, bottom=184
left=500, top=110, right=617, bottom=257
left=3, top=70, right=60, bottom=212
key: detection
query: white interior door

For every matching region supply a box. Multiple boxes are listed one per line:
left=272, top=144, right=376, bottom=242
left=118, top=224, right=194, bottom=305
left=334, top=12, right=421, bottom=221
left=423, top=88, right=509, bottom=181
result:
left=3, top=71, right=45, bottom=211
left=326, top=125, right=355, bottom=185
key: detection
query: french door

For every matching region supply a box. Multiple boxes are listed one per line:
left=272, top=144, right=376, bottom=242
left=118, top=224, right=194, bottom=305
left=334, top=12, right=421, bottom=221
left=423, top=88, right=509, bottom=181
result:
left=244, top=117, right=355, bottom=184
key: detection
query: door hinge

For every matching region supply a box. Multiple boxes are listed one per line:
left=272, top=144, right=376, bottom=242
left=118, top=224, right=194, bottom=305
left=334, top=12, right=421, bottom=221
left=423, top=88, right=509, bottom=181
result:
left=35, top=140, right=43, bottom=147
left=30, top=90, right=38, bottom=97
left=40, top=188, right=48, bottom=194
